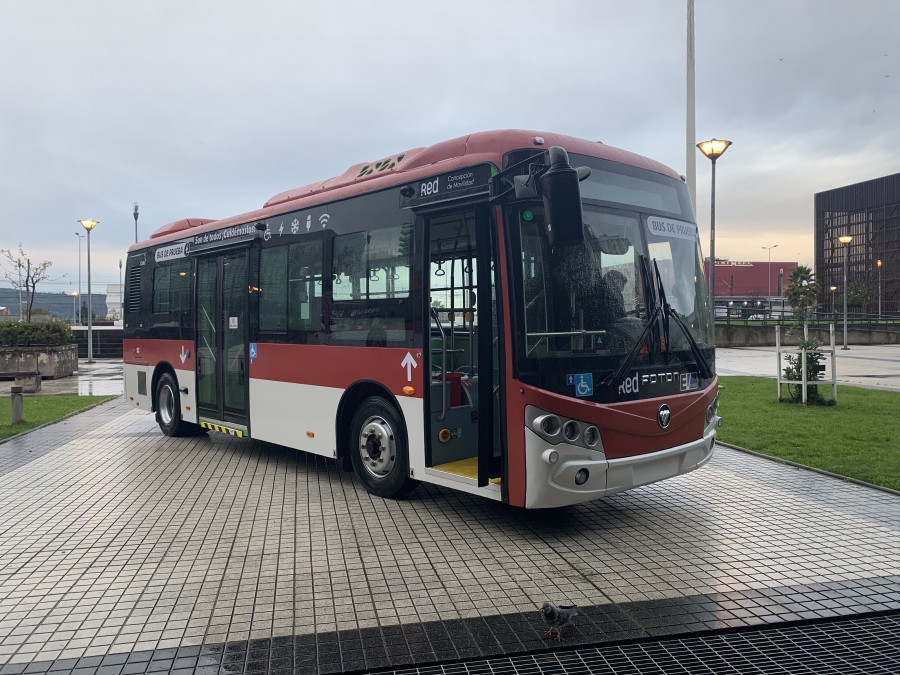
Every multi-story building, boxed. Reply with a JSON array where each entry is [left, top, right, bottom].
[[815, 173, 900, 316]]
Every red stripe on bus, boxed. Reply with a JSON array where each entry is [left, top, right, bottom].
[[249, 343, 424, 397]]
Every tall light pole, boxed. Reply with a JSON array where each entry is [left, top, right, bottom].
[[78, 220, 99, 362], [686, 0, 696, 210], [71, 291, 78, 325], [762, 244, 778, 306], [118, 259, 123, 320], [839, 235, 853, 350], [877, 259, 883, 319], [74, 232, 84, 325], [697, 138, 732, 320], [830, 285, 837, 319], [16, 252, 22, 318], [133, 202, 140, 243]]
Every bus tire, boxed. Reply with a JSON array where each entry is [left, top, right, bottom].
[[349, 396, 418, 498], [155, 372, 194, 437]]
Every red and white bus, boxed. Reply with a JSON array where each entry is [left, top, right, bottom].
[[124, 130, 720, 508]]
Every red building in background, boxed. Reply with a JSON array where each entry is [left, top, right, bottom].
[[702, 259, 799, 299]]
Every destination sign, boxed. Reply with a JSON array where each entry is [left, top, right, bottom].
[[400, 164, 493, 207], [188, 222, 259, 253], [154, 242, 188, 263]]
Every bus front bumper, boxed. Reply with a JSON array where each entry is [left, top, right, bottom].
[[523, 421, 719, 509]]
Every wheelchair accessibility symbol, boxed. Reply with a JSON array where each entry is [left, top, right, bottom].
[[567, 373, 593, 398]]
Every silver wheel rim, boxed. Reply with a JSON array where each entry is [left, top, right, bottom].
[[159, 384, 175, 426], [358, 415, 397, 480]]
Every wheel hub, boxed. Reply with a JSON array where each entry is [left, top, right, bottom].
[[358, 417, 396, 479]]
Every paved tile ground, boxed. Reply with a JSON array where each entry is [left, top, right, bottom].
[[0, 397, 898, 673]]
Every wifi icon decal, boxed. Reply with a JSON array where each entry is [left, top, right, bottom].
[[319, 214, 331, 228]]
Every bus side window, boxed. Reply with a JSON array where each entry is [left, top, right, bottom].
[[330, 225, 413, 346], [288, 239, 323, 340], [259, 246, 288, 334]]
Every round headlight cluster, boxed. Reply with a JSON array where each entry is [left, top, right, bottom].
[[563, 420, 580, 442], [583, 426, 600, 447], [535, 414, 561, 437]]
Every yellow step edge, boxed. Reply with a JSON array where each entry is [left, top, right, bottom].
[[431, 457, 501, 484]]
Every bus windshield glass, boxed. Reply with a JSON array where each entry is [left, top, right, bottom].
[[516, 160, 713, 381]]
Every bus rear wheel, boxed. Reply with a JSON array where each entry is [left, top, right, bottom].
[[349, 396, 418, 498], [155, 372, 197, 437]]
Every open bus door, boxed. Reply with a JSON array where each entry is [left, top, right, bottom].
[[424, 205, 503, 491], [195, 250, 250, 436]]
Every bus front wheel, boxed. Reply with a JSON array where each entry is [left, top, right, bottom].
[[155, 372, 195, 437], [349, 396, 418, 498]]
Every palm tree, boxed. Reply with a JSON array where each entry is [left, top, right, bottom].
[[783, 265, 820, 321]]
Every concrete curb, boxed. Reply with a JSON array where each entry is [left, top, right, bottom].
[[717, 441, 900, 498], [0, 395, 121, 446]]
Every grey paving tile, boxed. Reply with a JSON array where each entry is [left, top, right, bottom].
[[0, 401, 897, 670]]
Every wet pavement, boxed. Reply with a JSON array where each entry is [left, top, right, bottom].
[[0, 353, 896, 673], [717, 344, 900, 391], [0, 360, 124, 398]]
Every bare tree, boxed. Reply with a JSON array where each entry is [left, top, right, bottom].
[[1, 246, 63, 322]]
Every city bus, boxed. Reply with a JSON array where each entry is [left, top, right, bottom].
[[123, 129, 720, 509]]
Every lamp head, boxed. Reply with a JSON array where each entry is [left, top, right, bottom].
[[838, 235, 853, 244], [697, 138, 732, 160], [877, 259, 883, 268], [830, 285, 837, 291], [78, 219, 99, 232]]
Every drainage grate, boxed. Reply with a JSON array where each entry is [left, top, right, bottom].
[[378, 612, 900, 675]]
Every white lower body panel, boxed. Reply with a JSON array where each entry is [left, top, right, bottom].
[[524, 420, 719, 509]]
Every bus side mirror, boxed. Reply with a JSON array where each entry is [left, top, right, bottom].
[[539, 147, 590, 246]]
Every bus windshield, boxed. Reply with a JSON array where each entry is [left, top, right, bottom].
[[515, 163, 713, 391]]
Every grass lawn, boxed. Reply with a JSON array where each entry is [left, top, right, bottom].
[[0, 395, 116, 442], [717, 376, 900, 492]]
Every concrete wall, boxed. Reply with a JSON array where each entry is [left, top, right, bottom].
[[716, 323, 900, 347], [0, 344, 78, 379]]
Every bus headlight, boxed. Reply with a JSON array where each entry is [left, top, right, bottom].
[[563, 420, 580, 442], [575, 468, 590, 485], [583, 426, 600, 448], [534, 414, 561, 438]]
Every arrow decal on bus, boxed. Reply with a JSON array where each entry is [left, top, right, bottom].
[[401, 352, 417, 381], [179, 345, 190, 364]]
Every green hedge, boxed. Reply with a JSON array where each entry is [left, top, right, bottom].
[[0, 321, 75, 347]]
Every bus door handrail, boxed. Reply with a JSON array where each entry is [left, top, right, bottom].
[[432, 305, 477, 421], [431, 307, 449, 421]]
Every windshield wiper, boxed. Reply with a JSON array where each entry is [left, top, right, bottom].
[[600, 304, 660, 389], [602, 257, 713, 389], [652, 258, 713, 380], [653, 259, 672, 367], [601, 256, 660, 389]]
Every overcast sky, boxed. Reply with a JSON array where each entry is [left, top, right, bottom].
[[1, 0, 897, 295]]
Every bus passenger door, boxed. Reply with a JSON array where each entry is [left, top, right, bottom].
[[196, 251, 249, 433], [425, 205, 501, 489]]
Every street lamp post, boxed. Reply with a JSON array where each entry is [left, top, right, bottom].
[[697, 138, 732, 321], [762, 243, 778, 310], [78, 220, 99, 363], [133, 202, 140, 244], [74, 232, 84, 325], [71, 291, 78, 325], [839, 235, 853, 350], [830, 285, 837, 319], [877, 259, 883, 319]]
